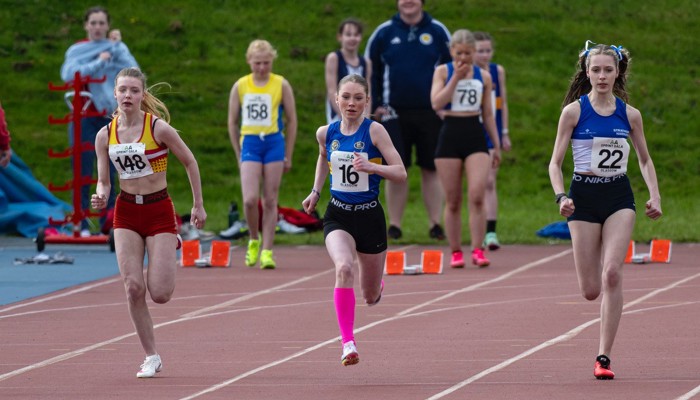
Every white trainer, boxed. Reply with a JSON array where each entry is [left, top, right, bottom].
[[136, 354, 162, 378], [341, 341, 359, 366], [277, 218, 306, 234]]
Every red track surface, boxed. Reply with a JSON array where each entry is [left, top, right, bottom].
[[1, 243, 699, 399]]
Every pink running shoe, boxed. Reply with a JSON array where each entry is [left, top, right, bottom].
[[471, 248, 490, 267], [450, 251, 465, 268]]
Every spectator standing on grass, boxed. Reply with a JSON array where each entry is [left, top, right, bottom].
[[365, 0, 451, 241], [228, 39, 297, 269], [92, 67, 206, 378], [548, 41, 662, 380], [60, 6, 138, 237], [430, 29, 500, 268], [474, 31, 511, 250], [325, 17, 372, 124], [302, 74, 406, 366]]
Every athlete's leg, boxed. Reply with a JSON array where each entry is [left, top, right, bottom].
[[435, 158, 464, 252], [598, 209, 635, 356], [357, 251, 384, 305], [326, 230, 357, 344], [240, 161, 263, 240], [115, 228, 156, 355], [464, 152, 491, 249], [261, 161, 284, 250], [385, 179, 408, 230], [145, 232, 178, 304], [421, 168, 444, 228], [485, 150, 499, 223]]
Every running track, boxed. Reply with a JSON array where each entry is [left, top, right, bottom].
[[1, 243, 699, 399]]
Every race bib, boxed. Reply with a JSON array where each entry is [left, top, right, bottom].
[[330, 151, 368, 192], [109, 142, 154, 180], [590, 137, 630, 177], [242, 93, 272, 127], [450, 79, 483, 112]]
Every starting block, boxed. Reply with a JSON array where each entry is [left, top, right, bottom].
[[624, 240, 635, 263], [421, 250, 444, 274], [181, 240, 201, 267], [650, 239, 672, 263], [626, 239, 672, 264], [384, 250, 405, 275], [384, 250, 443, 275], [181, 240, 230, 267]]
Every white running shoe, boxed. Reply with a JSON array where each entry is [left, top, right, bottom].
[[80, 229, 91, 238], [136, 354, 162, 378], [219, 220, 247, 239], [277, 218, 306, 234], [341, 341, 359, 366]]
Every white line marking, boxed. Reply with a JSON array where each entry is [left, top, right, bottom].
[[398, 249, 573, 316], [0, 278, 121, 314], [0, 302, 123, 320], [0, 270, 332, 382], [426, 271, 700, 399], [181, 269, 332, 318], [178, 249, 573, 399], [675, 386, 700, 400]]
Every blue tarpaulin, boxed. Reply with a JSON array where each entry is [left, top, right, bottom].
[[0, 153, 71, 237], [536, 221, 571, 240]]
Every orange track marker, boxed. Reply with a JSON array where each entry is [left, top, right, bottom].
[[384, 251, 406, 275], [421, 250, 443, 274]]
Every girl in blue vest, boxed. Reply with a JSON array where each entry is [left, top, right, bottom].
[[324, 18, 372, 124], [549, 42, 662, 379], [430, 29, 501, 269], [474, 32, 510, 251], [302, 74, 406, 366]]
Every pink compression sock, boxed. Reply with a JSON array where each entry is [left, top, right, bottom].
[[333, 288, 355, 344]]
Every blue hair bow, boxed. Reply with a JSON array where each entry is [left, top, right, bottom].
[[610, 45, 624, 61]]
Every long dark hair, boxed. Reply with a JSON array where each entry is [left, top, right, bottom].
[[562, 41, 631, 108]]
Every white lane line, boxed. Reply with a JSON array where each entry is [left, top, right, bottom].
[[398, 249, 573, 316], [675, 386, 700, 400], [0, 331, 137, 382], [426, 271, 700, 399], [0, 269, 332, 382], [178, 249, 574, 399], [0, 302, 123, 320], [0, 278, 121, 314], [181, 269, 332, 318]]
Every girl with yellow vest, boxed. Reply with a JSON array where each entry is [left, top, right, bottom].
[[228, 39, 298, 269]]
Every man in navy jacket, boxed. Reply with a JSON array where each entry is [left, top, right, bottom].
[[365, 0, 451, 240]]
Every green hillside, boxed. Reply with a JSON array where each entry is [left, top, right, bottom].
[[1, 0, 698, 243]]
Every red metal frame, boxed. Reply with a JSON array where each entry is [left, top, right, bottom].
[[44, 72, 110, 245]]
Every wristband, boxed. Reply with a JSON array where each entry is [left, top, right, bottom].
[[311, 189, 321, 198], [555, 193, 568, 204], [502, 128, 509, 135]]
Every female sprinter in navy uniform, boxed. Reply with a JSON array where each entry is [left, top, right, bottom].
[[91, 67, 206, 378], [430, 29, 501, 269], [302, 74, 406, 366], [549, 42, 662, 379]]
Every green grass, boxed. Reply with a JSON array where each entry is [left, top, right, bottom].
[[1, 0, 698, 244]]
